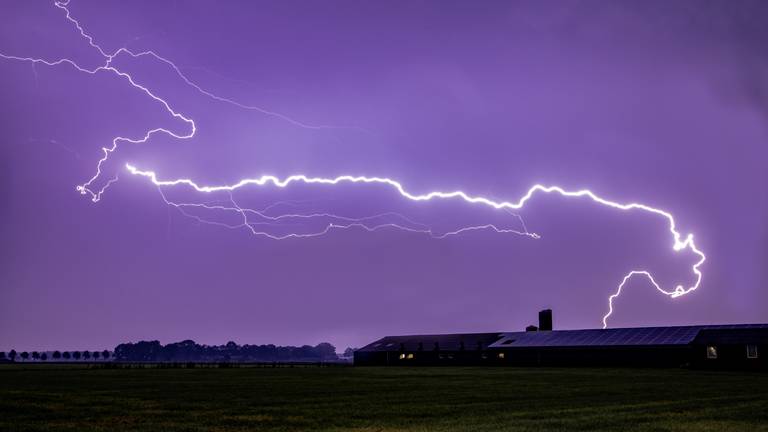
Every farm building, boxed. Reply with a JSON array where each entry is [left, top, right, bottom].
[[354, 310, 768, 370]]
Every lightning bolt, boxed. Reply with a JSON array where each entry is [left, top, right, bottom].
[[125, 163, 707, 329], [0, 0, 707, 328]]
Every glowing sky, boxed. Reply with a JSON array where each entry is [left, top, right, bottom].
[[1, 1, 766, 352]]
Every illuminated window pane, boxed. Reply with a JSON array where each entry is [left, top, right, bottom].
[[747, 345, 758, 359], [498, 352, 505, 359], [399, 353, 406, 360], [706, 346, 718, 359], [407, 353, 414, 359]]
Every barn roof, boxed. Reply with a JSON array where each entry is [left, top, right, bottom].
[[358, 332, 504, 352], [358, 324, 768, 352], [487, 324, 768, 348], [693, 327, 768, 345]]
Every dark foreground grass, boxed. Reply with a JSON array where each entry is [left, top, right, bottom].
[[1, 365, 766, 431]]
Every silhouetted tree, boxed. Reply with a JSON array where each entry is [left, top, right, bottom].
[[72, 351, 81, 360], [9, 350, 17, 361], [83, 351, 91, 360], [102, 350, 110, 359], [40, 353, 47, 361], [32, 352, 40, 360], [92, 351, 100, 359], [53, 351, 61, 359], [62, 351, 71, 360], [343, 347, 358, 358], [21, 352, 29, 360], [114, 341, 162, 361], [0, 352, 5, 360], [161, 340, 200, 361], [314, 343, 338, 360]]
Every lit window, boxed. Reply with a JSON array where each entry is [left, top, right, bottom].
[[747, 345, 758, 359], [498, 352, 505, 359], [399, 353, 406, 360], [706, 346, 718, 359], [407, 353, 414, 359]]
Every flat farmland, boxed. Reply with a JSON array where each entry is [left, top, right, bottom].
[[1, 365, 766, 431]]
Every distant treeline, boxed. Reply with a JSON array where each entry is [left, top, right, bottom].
[[113, 340, 342, 362], [0, 350, 111, 362]]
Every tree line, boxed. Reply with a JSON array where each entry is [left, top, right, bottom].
[[113, 340, 341, 362], [1, 342, 356, 363], [0, 350, 111, 361]]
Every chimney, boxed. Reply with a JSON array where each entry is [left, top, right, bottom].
[[538, 309, 553, 331]]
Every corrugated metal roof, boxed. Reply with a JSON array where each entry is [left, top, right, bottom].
[[693, 328, 768, 345], [489, 324, 768, 348]]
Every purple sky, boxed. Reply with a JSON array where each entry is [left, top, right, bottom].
[[1, 0, 767, 352]]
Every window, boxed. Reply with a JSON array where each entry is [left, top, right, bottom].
[[497, 352, 505, 359], [407, 353, 414, 359], [747, 345, 758, 359], [399, 353, 406, 360], [706, 346, 718, 359]]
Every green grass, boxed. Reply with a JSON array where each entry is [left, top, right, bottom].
[[1, 365, 766, 431]]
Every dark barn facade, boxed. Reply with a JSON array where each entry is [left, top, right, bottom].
[[355, 316, 768, 370]]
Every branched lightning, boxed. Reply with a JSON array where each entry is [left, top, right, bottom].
[[0, 0, 707, 328], [157, 185, 536, 240], [127, 163, 707, 328]]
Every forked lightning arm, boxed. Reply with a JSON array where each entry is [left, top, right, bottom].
[[0, 0, 706, 328]]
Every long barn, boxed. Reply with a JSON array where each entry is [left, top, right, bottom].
[[354, 311, 768, 370]]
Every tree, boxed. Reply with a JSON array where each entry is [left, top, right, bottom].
[[62, 351, 71, 360], [314, 343, 338, 360], [72, 351, 81, 360], [92, 351, 100, 359], [83, 351, 91, 360], [0, 352, 5, 360], [343, 347, 358, 358], [114, 341, 162, 361], [102, 350, 110, 359], [21, 352, 29, 360], [162, 340, 200, 361], [9, 350, 17, 361], [32, 352, 40, 360], [53, 351, 61, 360], [40, 353, 48, 361]]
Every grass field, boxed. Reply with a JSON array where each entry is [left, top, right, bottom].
[[1, 365, 767, 431]]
